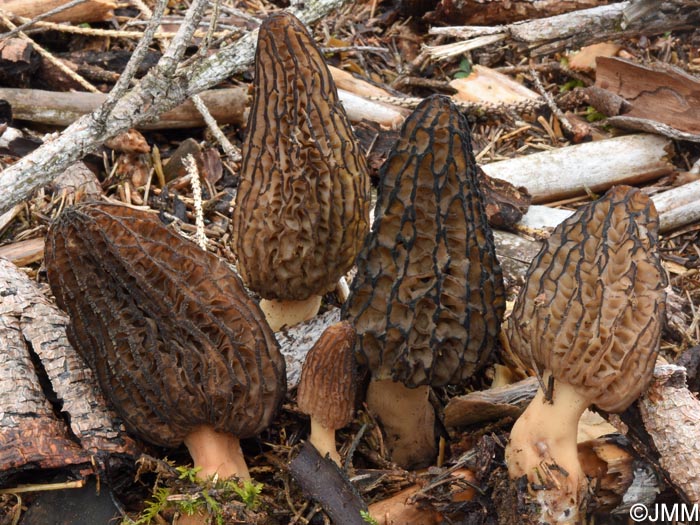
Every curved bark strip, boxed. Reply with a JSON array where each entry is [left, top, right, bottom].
[[0, 258, 139, 481]]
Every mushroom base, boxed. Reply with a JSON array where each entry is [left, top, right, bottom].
[[366, 379, 436, 469], [260, 295, 323, 332], [505, 376, 589, 525], [308, 418, 342, 466], [184, 425, 251, 481]]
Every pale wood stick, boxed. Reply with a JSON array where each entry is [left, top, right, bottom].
[[0, 87, 248, 129], [0, 85, 403, 129], [481, 134, 673, 204], [650, 179, 700, 233], [517, 179, 700, 234], [0, 237, 44, 266], [0, 0, 114, 24]]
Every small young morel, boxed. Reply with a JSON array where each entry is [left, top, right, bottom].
[[343, 95, 505, 469], [296, 320, 357, 467], [505, 185, 667, 524], [45, 202, 286, 481], [232, 11, 370, 331]]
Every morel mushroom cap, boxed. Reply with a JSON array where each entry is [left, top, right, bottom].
[[342, 95, 505, 468], [296, 320, 357, 466], [343, 94, 505, 387], [509, 185, 666, 412], [505, 185, 667, 524], [232, 11, 370, 330], [45, 202, 286, 479]]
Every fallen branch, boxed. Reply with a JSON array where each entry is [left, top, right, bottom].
[[0, 86, 249, 129], [425, 0, 612, 26], [481, 134, 673, 204], [288, 441, 369, 525], [427, 0, 700, 57], [0, 0, 350, 215], [517, 179, 700, 234]]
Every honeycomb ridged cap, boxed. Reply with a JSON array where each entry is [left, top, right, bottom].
[[343, 95, 505, 388], [297, 321, 357, 429], [45, 202, 286, 447], [508, 185, 667, 412], [232, 11, 370, 301]]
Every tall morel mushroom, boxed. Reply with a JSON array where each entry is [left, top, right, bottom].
[[505, 185, 667, 524], [343, 95, 505, 469], [45, 202, 286, 481], [232, 11, 370, 331]]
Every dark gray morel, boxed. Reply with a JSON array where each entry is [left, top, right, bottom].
[[505, 186, 667, 524], [343, 95, 506, 469], [232, 11, 370, 331], [45, 202, 286, 481]]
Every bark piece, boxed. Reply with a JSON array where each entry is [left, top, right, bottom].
[[368, 484, 441, 525], [639, 364, 700, 503], [481, 134, 673, 204], [0, 38, 36, 87], [594, 57, 700, 135], [288, 441, 368, 525], [444, 376, 539, 428], [0, 0, 115, 23], [567, 42, 621, 72], [449, 65, 540, 107], [479, 167, 531, 228], [0, 258, 139, 482], [425, 0, 612, 25]]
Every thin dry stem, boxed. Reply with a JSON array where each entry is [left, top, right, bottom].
[[0, 12, 98, 93]]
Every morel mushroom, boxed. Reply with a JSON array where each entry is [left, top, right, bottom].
[[296, 320, 357, 466], [343, 95, 505, 469], [45, 202, 286, 481], [232, 12, 370, 331], [505, 185, 667, 524]]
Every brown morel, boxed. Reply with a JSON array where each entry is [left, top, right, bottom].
[[343, 95, 505, 469], [232, 11, 370, 331], [505, 185, 667, 524], [45, 202, 286, 482]]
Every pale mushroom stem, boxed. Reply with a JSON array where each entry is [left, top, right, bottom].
[[366, 378, 437, 469], [505, 374, 590, 524], [259, 295, 323, 332], [184, 425, 251, 481], [308, 418, 342, 466]]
